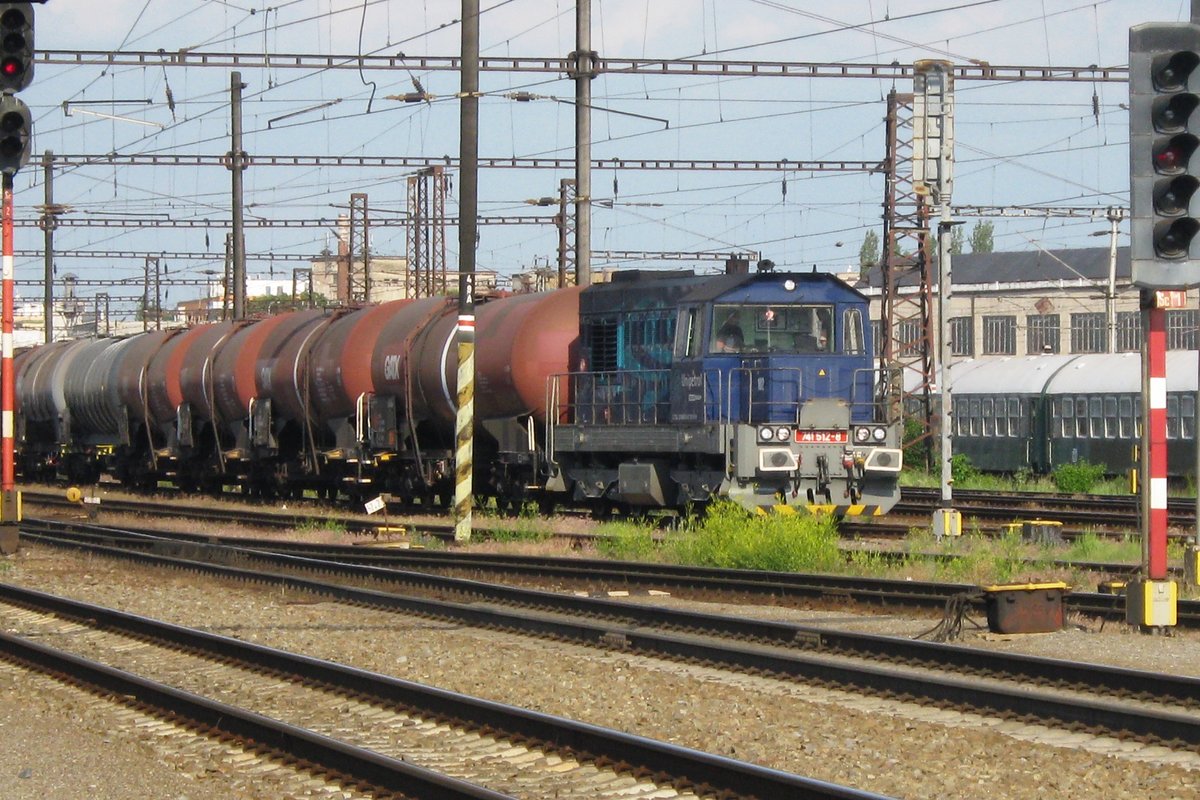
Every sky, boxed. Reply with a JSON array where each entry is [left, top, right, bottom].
[[11, 0, 1195, 316]]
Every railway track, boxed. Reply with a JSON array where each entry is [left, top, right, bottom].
[[20, 518, 1200, 751], [895, 487, 1199, 531], [21, 487, 1160, 581], [22, 516, 1155, 619], [0, 583, 877, 799]]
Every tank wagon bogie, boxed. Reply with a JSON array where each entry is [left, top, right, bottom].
[[15, 269, 902, 516]]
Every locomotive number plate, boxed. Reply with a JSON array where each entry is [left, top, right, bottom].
[[795, 430, 847, 444]]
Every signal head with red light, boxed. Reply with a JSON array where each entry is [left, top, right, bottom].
[[0, 4, 31, 93], [1131, 23, 1200, 288]]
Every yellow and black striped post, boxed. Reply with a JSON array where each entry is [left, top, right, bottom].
[[454, 0, 479, 543], [453, 316, 475, 542]]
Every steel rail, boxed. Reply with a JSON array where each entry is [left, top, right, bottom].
[[22, 525, 1200, 739], [0, 629, 513, 800], [1, 583, 882, 800]]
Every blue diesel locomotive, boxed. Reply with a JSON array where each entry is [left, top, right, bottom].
[[547, 268, 903, 514]]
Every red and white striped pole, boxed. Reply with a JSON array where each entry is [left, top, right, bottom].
[[0, 172, 19, 554], [1129, 289, 1176, 629], [1145, 300, 1168, 581]]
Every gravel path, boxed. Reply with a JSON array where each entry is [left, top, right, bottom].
[[2, 543, 1199, 799]]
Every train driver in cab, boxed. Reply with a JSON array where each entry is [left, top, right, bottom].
[[714, 324, 744, 353]]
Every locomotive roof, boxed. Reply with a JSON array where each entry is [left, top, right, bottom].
[[943, 351, 1200, 395], [580, 270, 862, 314]]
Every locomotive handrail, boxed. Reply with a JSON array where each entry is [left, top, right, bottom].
[[724, 366, 803, 425]]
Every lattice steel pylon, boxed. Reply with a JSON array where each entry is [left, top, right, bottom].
[[555, 178, 576, 287], [347, 192, 370, 304], [406, 166, 449, 298], [880, 89, 934, 464]]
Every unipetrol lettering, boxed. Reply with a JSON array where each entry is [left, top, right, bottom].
[[680, 373, 703, 389]]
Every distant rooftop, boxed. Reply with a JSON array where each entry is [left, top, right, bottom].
[[858, 245, 1129, 290]]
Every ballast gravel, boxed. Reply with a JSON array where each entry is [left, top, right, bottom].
[[1, 543, 1199, 800]]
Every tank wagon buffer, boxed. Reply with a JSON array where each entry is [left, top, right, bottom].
[[547, 269, 903, 515]]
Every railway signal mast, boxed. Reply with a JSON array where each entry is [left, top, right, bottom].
[[0, 2, 32, 556], [1126, 19, 1200, 630], [913, 60, 961, 541]]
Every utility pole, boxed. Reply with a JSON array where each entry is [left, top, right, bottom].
[[572, 0, 594, 286], [228, 71, 247, 320], [454, 0, 479, 543], [40, 149, 52, 342]]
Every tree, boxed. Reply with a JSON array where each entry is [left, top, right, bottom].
[[858, 229, 880, 269], [969, 221, 994, 253], [949, 225, 965, 255], [245, 291, 330, 316]]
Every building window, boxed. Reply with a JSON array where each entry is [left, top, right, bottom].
[[896, 318, 923, 357], [1116, 311, 1141, 352], [1026, 314, 1060, 354], [949, 316, 973, 357], [1167, 309, 1199, 350], [1070, 312, 1105, 353], [982, 315, 1016, 355]]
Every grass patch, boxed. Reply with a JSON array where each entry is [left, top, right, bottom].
[[295, 517, 347, 534], [668, 501, 841, 572], [900, 468, 1136, 496], [595, 520, 662, 561]]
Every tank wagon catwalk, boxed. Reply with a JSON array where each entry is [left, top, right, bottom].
[[15, 269, 902, 516]]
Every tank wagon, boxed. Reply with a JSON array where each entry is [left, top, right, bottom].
[[943, 351, 1198, 478], [15, 268, 902, 515]]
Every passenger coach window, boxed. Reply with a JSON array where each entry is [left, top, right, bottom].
[[968, 399, 980, 436], [1119, 396, 1134, 438], [1059, 398, 1072, 437], [1168, 396, 1181, 440], [1075, 398, 1088, 438], [954, 398, 969, 436], [982, 398, 994, 437], [1104, 397, 1118, 439], [1009, 398, 1022, 437], [1089, 397, 1103, 439], [1184, 395, 1196, 440]]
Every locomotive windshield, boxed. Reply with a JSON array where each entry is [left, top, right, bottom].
[[710, 304, 833, 354]]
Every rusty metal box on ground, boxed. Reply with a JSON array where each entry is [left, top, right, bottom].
[[1021, 519, 1063, 545], [981, 582, 1070, 634]]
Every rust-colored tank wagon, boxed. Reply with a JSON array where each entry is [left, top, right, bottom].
[[211, 311, 323, 428], [307, 300, 412, 426], [260, 311, 343, 426], [470, 286, 583, 422], [112, 330, 182, 421], [176, 321, 239, 424], [364, 290, 582, 430]]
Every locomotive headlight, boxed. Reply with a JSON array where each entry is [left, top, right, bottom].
[[775, 426, 791, 442], [872, 427, 887, 442], [854, 427, 871, 443], [759, 426, 776, 442]]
